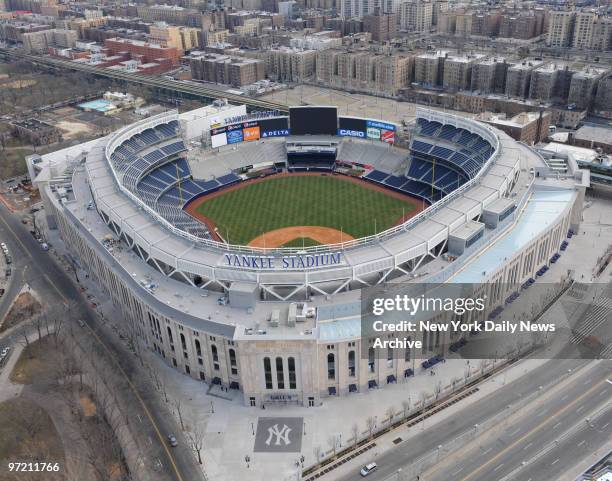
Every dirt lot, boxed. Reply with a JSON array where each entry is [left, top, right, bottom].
[[0, 291, 42, 334], [0, 398, 65, 480]]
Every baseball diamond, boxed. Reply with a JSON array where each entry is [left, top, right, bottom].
[[32, 104, 584, 410], [185, 174, 421, 246]]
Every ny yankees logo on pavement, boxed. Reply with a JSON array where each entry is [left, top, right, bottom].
[[254, 417, 303, 452], [265, 424, 292, 446]]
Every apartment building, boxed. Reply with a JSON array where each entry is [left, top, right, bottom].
[[136, 4, 201, 27], [528, 63, 576, 104], [265, 47, 316, 82], [573, 11, 596, 49], [547, 10, 575, 47], [189, 52, 265, 87], [363, 10, 397, 41], [470, 57, 509, 94], [414, 50, 447, 87], [399, 0, 433, 32], [591, 16, 612, 51], [316, 49, 412, 96], [505, 59, 543, 99], [104, 37, 182, 66], [568, 67, 608, 110], [442, 53, 485, 91], [22, 28, 76, 53]]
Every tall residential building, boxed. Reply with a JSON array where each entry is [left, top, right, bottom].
[[189, 52, 265, 87], [546, 11, 575, 48], [316, 49, 412, 96], [136, 4, 201, 27], [470, 57, 509, 94], [399, 0, 433, 32], [591, 16, 612, 51], [572, 11, 596, 49], [149, 22, 183, 50], [414, 50, 447, 87], [528, 63, 576, 103], [505, 59, 542, 99], [568, 67, 608, 110], [363, 10, 397, 41], [339, 0, 375, 20], [442, 53, 484, 91], [594, 75, 612, 117], [265, 47, 316, 82]]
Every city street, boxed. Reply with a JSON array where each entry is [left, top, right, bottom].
[[0, 203, 206, 481], [332, 358, 602, 481]]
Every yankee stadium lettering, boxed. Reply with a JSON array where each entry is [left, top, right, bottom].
[[224, 252, 342, 270]]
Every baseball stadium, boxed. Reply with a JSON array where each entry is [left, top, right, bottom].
[[31, 102, 587, 407]]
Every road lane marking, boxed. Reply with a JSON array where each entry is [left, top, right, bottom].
[[606, 379, 612, 385], [481, 448, 492, 456], [578, 440, 586, 447], [560, 394, 568, 401], [493, 463, 504, 472], [456, 378, 608, 481], [508, 427, 521, 437], [599, 390, 608, 396], [576, 405, 585, 413], [523, 442, 533, 451], [552, 422, 562, 429], [452, 466, 464, 475], [551, 459, 559, 465], [601, 422, 609, 430]]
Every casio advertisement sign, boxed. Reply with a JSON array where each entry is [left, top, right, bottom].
[[338, 128, 365, 138]]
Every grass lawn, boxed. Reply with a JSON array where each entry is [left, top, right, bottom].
[[194, 175, 417, 245], [282, 237, 321, 248], [0, 398, 64, 468]]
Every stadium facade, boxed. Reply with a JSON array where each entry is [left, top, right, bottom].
[[31, 103, 588, 407]]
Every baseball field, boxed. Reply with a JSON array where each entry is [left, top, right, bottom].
[[186, 174, 424, 247]]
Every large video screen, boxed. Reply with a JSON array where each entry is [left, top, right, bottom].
[[289, 107, 338, 136], [259, 117, 289, 138], [338, 117, 367, 138]]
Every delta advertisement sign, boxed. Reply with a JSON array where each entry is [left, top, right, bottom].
[[210, 117, 289, 147], [337, 117, 396, 144]]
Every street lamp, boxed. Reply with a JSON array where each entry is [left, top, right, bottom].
[[210, 400, 215, 413], [251, 422, 255, 435]]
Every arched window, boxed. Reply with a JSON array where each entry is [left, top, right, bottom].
[[211, 344, 218, 362], [276, 357, 285, 389], [288, 357, 296, 389], [327, 353, 335, 380], [180, 333, 186, 350], [229, 349, 236, 366], [263, 357, 272, 389], [195, 339, 202, 357], [166, 326, 173, 343], [348, 350, 356, 377]]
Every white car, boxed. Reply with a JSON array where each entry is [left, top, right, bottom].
[[360, 463, 377, 477]]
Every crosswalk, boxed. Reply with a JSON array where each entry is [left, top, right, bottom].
[[570, 296, 612, 344], [599, 343, 612, 359]]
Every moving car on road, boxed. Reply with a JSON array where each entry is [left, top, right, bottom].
[[360, 463, 377, 477]]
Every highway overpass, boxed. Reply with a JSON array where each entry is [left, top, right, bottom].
[[0, 48, 289, 112]]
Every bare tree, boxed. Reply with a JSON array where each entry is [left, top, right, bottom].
[[172, 397, 185, 431], [185, 415, 205, 465], [366, 416, 376, 439], [386, 406, 395, 425], [351, 423, 359, 446], [401, 399, 411, 419], [327, 435, 338, 457]]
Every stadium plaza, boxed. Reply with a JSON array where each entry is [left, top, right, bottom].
[[31, 102, 587, 409]]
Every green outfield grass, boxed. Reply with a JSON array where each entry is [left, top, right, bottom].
[[282, 237, 321, 248], [194, 175, 418, 245]]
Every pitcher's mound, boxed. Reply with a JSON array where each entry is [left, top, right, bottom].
[[248, 226, 354, 248]]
